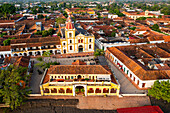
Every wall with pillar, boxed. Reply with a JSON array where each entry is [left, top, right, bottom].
[[40, 82, 119, 96], [41, 85, 74, 96], [0, 51, 12, 58]]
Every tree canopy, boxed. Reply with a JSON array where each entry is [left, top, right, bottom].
[[111, 32, 116, 37], [151, 24, 161, 32], [0, 4, 16, 19], [34, 28, 55, 37], [0, 65, 31, 110], [56, 17, 66, 27], [148, 80, 170, 103], [94, 49, 105, 57], [42, 50, 52, 57], [3, 37, 16, 46]]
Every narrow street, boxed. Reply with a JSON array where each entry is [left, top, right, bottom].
[[98, 56, 146, 94]]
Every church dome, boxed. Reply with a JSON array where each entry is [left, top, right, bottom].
[[66, 22, 74, 29]]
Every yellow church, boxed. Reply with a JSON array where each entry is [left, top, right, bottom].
[[40, 60, 120, 96], [59, 16, 95, 54]]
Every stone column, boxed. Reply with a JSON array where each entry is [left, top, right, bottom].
[[73, 85, 76, 96], [53, 50, 55, 55], [84, 85, 87, 96], [33, 52, 36, 57], [101, 88, 103, 94], [116, 86, 120, 96], [64, 88, 66, 95], [40, 85, 44, 95], [109, 88, 111, 95], [40, 51, 43, 56], [57, 88, 59, 95], [49, 88, 51, 95]]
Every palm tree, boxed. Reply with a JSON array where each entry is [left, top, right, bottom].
[[94, 49, 105, 58], [0, 65, 31, 110], [42, 50, 52, 57]]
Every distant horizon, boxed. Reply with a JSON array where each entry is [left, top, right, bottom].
[[0, 0, 169, 2]]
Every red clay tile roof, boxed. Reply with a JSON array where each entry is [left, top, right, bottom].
[[3, 34, 31, 39], [72, 60, 87, 65], [128, 38, 149, 43], [42, 65, 118, 85], [10, 36, 61, 49], [4, 56, 30, 68], [14, 56, 30, 67], [107, 44, 170, 80], [0, 46, 11, 51], [163, 36, 170, 42], [147, 36, 164, 41], [0, 20, 15, 23], [48, 65, 111, 74]]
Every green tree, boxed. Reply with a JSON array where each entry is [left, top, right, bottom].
[[56, 17, 66, 26], [129, 27, 136, 31], [0, 65, 31, 110], [38, 14, 44, 19], [136, 17, 146, 20], [48, 28, 55, 36], [151, 24, 161, 32], [94, 49, 105, 57], [0, 4, 16, 19], [42, 30, 49, 37], [37, 57, 43, 61], [42, 50, 52, 57], [3, 37, 16, 46], [34, 31, 42, 35], [57, 32, 61, 36], [111, 32, 116, 37], [63, 11, 68, 18], [148, 80, 170, 103]]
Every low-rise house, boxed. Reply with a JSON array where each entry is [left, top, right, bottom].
[[108, 14, 118, 19], [105, 43, 170, 89], [65, 8, 95, 15], [122, 10, 158, 20]]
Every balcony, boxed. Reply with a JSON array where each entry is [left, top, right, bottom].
[[49, 79, 112, 86]]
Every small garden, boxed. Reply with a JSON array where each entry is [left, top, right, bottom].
[[148, 80, 170, 113], [35, 57, 60, 75]]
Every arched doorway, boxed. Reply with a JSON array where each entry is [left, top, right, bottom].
[[0, 55, 4, 58], [50, 50, 53, 54], [75, 86, 84, 95], [29, 52, 32, 56], [23, 53, 27, 56], [77, 75, 81, 80], [63, 49, 66, 54], [37, 51, 41, 55], [78, 45, 83, 53], [14, 54, 18, 56]]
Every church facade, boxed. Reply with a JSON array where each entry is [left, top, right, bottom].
[[59, 17, 95, 54]]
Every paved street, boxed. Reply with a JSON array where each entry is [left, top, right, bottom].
[[28, 96, 151, 110], [42, 56, 95, 65], [30, 56, 95, 94], [29, 60, 43, 94], [98, 56, 146, 94]]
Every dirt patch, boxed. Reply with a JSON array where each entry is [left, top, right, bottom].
[[3, 99, 116, 113]]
